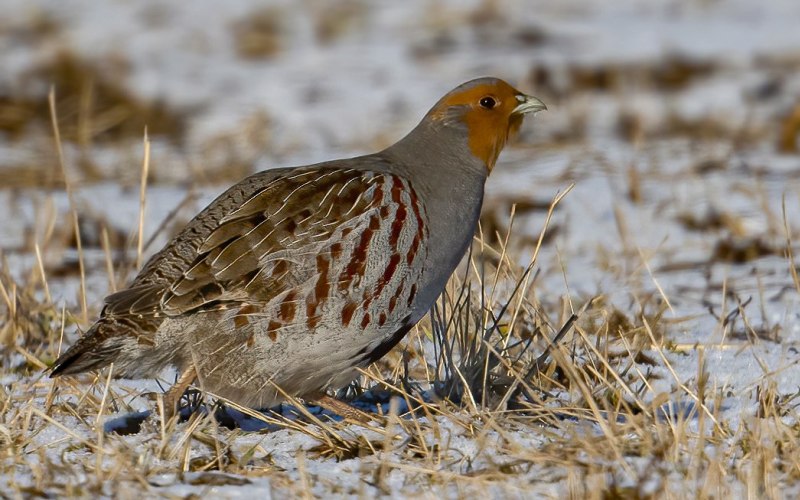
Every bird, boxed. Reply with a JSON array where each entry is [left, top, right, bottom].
[[49, 77, 546, 420]]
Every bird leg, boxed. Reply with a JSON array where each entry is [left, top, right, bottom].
[[162, 365, 197, 421], [314, 394, 374, 423]]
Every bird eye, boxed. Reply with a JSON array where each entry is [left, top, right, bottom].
[[479, 96, 497, 109]]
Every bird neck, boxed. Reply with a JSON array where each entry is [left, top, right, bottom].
[[380, 120, 488, 236], [379, 123, 488, 320], [382, 120, 490, 182]]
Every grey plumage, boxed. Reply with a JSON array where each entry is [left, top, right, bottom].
[[50, 77, 545, 410]]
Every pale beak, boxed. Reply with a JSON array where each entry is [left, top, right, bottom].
[[512, 94, 547, 115]]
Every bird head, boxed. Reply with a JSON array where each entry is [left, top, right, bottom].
[[425, 78, 546, 172]]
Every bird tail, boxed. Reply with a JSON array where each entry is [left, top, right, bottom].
[[49, 322, 120, 377]]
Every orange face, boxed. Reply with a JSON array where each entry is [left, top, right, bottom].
[[428, 79, 545, 171]]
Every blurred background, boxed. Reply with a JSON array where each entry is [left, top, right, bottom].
[[4, 3, 800, 494], [1, 0, 800, 332]]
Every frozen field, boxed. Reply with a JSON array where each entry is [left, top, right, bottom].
[[2, 0, 800, 497]]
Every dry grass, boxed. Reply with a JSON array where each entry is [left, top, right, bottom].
[[2, 6, 800, 497], [1, 164, 799, 498]]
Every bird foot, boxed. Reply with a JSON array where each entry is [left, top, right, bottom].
[[161, 366, 197, 421]]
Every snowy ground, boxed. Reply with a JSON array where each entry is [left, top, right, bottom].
[[2, 0, 800, 498]]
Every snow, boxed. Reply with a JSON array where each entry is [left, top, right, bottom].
[[2, 0, 800, 497]]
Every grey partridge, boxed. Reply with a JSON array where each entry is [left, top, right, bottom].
[[50, 77, 546, 415]]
